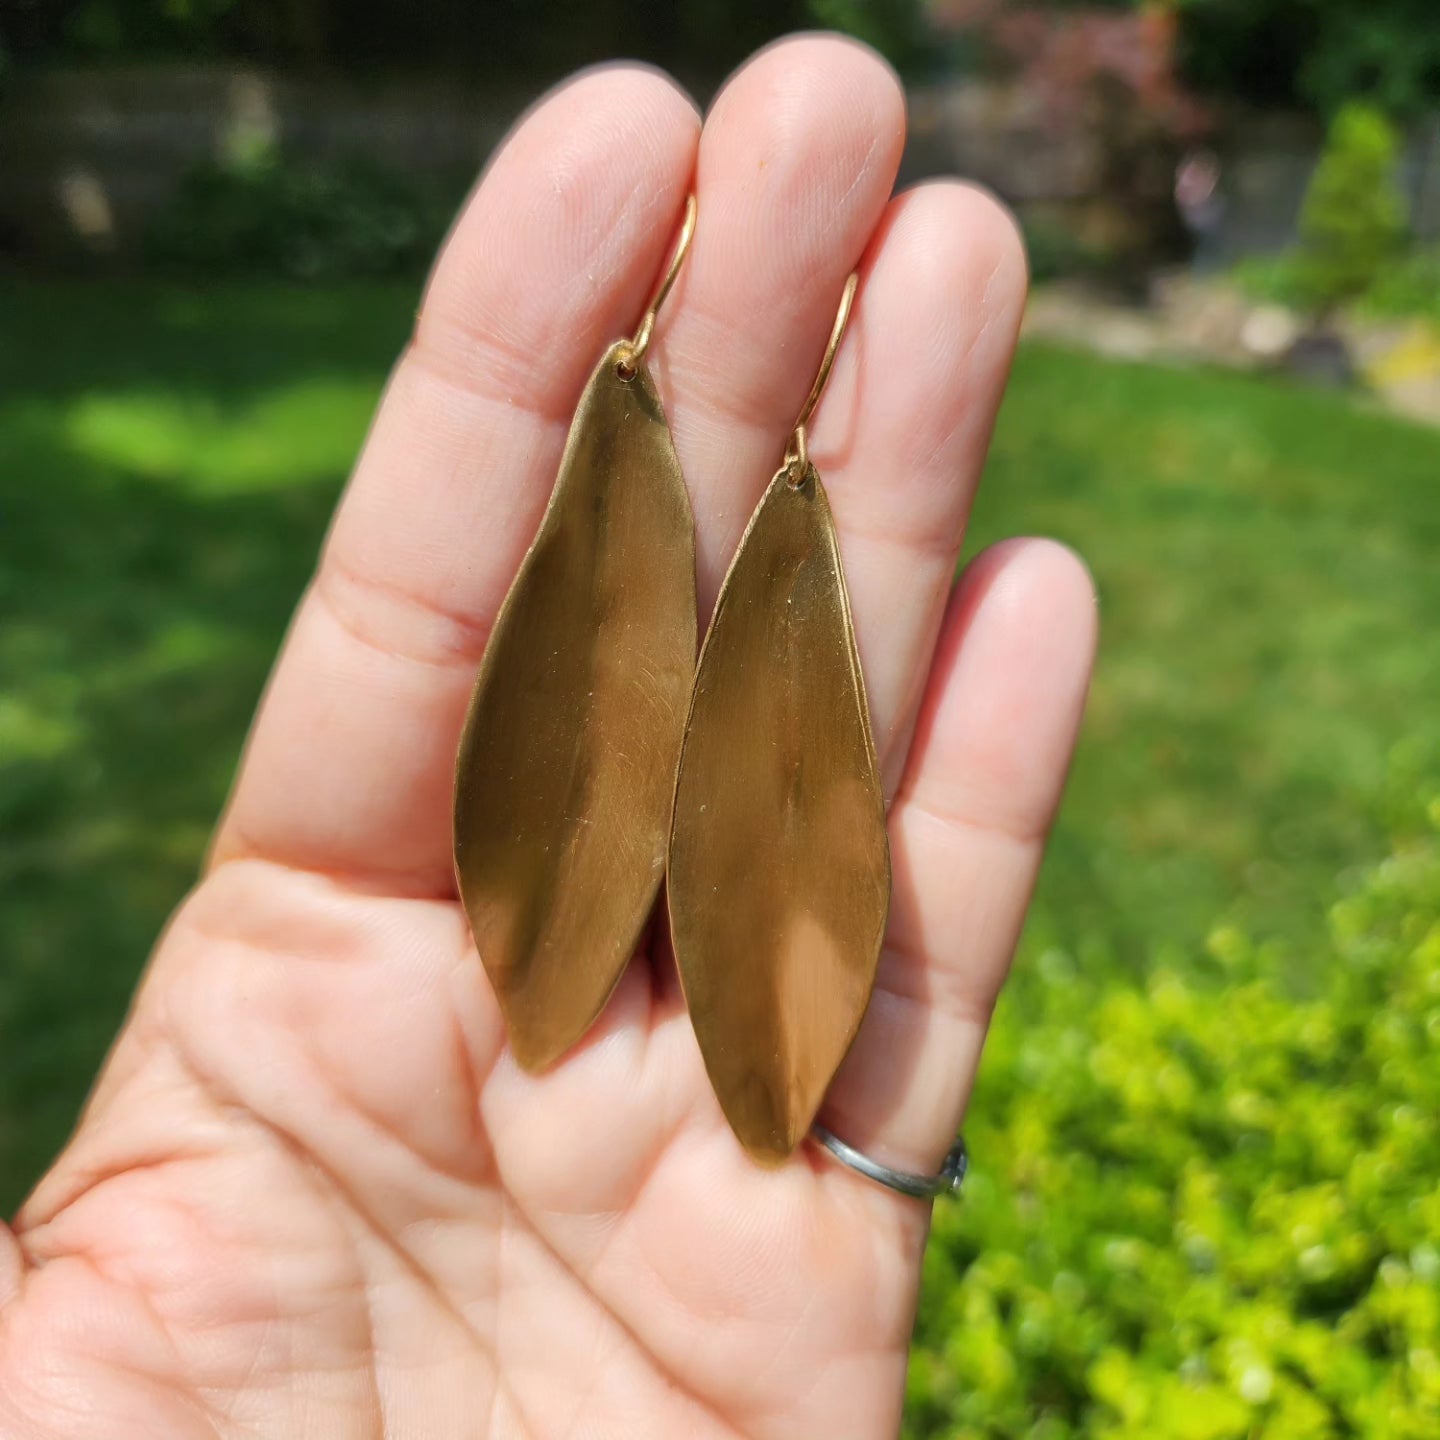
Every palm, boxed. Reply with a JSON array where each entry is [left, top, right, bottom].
[[0, 36, 1095, 1440]]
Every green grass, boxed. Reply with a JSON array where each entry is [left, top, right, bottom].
[[980, 342, 1440, 975], [2, 279, 1439, 1217]]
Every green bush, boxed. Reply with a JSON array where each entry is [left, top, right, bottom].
[[1022, 216, 1118, 286], [1176, 0, 1440, 120], [1234, 106, 1414, 325], [1363, 248, 1440, 327], [1235, 242, 1440, 330], [910, 811, 1440, 1437], [147, 146, 458, 281], [1231, 253, 1314, 313], [807, 0, 938, 74], [1293, 104, 1407, 319]]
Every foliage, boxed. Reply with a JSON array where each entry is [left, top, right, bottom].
[[942, 0, 1440, 120], [1231, 253, 1318, 313], [63, 0, 235, 53], [946, 7, 1202, 281], [1292, 105, 1407, 318], [14, 0, 1440, 116], [1164, 0, 1440, 119], [1232, 105, 1408, 322], [6, 0, 235, 60], [909, 800, 1440, 1437], [1235, 243, 1440, 329], [1021, 215, 1139, 285], [10, 0, 1440, 117], [807, 0, 938, 75], [145, 146, 457, 280], [1023, 216, 1096, 284], [5, 0, 846, 74], [1363, 248, 1440, 326]]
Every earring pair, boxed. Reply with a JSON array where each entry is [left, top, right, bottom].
[[453, 199, 889, 1165]]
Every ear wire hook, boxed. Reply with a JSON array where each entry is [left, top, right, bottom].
[[619, 194, 697, 377], [784, 271, 858, 483]]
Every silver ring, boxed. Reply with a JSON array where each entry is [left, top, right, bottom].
[[810, 1126, 968, 1201]]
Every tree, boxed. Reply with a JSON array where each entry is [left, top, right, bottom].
[[997, 0, 1440, 120], [1168, 0, 1440, 120], [808, 0, 937, 74], [1294, 102, 1406, 318]]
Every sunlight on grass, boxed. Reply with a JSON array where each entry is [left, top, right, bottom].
[[0, 692, 83, 763], [966, 342, 1440, 974], [64, 380, 380, 494]]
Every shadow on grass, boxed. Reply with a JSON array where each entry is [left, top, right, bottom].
[[0, 279, 413, 1208]]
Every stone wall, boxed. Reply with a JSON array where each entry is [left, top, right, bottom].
[[0, 67, 529, 257], [2, 65, 1437, 265]]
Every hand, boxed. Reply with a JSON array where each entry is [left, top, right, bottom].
[[0, 36, 1095, 1439]]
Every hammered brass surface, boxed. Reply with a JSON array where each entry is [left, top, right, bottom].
[[454, 342, 696, 1071], [668, 463, 890, 1164]]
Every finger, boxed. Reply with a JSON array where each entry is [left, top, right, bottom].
[[818, 538, 1098, 1176], [809, 180, 1030, 793], [211, 68, 699, 891], [656, 34, 906, 610]]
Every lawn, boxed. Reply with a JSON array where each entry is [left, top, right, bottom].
[[3, 280, 1439, 1432]]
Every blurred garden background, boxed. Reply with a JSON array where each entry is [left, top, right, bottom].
[[3, 2, 1440, 1436]]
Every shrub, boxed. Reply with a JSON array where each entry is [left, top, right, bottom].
[[1363, 248, 1440, 327], [1022, 215, 1119, 286], [146, 145, 458, 281], [1231, 253, 1314, 313], [909, 811, 1440, 1437], [806, 0, 938, 74], [1293, 104, 1406, 319]]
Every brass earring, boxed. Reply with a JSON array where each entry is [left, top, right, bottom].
[[454, 197, 698, 1072], [668, 274, 890, 1164]]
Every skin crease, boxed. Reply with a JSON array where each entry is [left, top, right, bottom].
[[0, 35, 1097, 1440]]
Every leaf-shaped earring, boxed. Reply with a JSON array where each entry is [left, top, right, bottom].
[[668, 274, 890, 1164], [454, 197, 698, 1072]]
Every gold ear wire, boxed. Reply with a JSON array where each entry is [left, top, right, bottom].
[[784, 271, 858, 480], [619, 194, 697, 376]]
